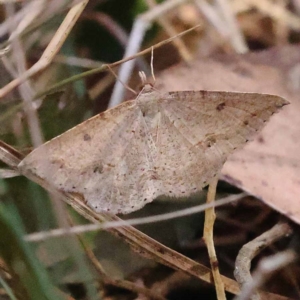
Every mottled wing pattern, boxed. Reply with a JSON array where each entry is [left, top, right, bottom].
[[153, 90, 288, 198], [19, 100, 160, 214], [18, 86, 288, 214]]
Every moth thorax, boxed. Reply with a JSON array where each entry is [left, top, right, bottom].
[[138, 98, 160, 119]]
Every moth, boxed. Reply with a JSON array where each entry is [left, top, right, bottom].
[[18, 84, 289, 214]]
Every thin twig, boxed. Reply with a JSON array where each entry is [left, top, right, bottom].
[[54, 55, 104, 69], [25, 193, 245, 242], [235, 249, 297, 300], [107, 65, 137, 95], [35, 23, 202, 100], [0, 0, 43, 39], [108, 0, 189, 108], [83, 11, 148, 72], [234, 221, 293, 300], [5, 2, 44, 147], [75, 223, 167, 300], [0, 140, 24, 168], [215, 0, 248, 53], [203, 176, 226, 300]]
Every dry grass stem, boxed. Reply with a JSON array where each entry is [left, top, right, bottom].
[[215, 0, 248, 53], [203, 176, 226, 300], [145, 0, 193, 61], [0, 0, 89, 99], [36, 23, 202, 100], [76, 228, 167, 300], [242, 0, 300, 30], [5, 3, 44, 147], [108, 0, 189, 108], [24, 193, 245, 242]]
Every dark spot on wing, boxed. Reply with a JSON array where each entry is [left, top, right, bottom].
[[243, 120, 249, 126], [83, 133, 91, 141], [206, 141, 212, 148], [51, 159, 64, 169], [216, 102, 226, 111], [151, 174, 158, 180], [93, 164, 104, 173], [205, 136, 216, 148], [257, 136, 265, 143]]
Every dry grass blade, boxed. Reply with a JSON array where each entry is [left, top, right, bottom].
[[243, 0, 300, 30], [145, 0, 193, 61], [75, 223, 167, 300], [0, 0, 89, 99], [34, 23, 202, 100], [24, 193, 245, 242], [109, 0, 190, 108]]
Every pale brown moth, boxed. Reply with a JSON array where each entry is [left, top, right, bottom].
[[18, 84, 289, 214]]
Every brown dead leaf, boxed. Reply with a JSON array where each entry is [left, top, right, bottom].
[[157, 44, 300, 224]]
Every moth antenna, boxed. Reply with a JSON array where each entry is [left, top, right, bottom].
[[107, 65, 137, 96], [151, 46, 156, 83], [139, 71, 147, 85]]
